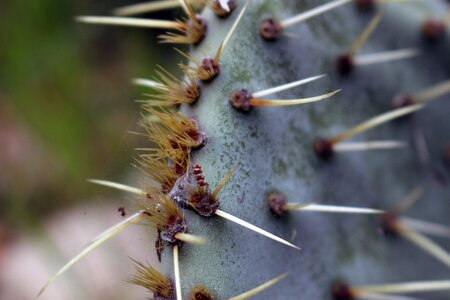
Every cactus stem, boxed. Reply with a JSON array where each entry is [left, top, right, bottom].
[[75, 16, 182, 29], [214, 209, 300, 250], [352, 48, 420, 66], [280, 0, 353, 28], [87, 179, 147, 195], [349, 11, 383, 55], [332, 140, 407, 152], [401, 217, 450, 239], [283, 203, 384, 214], [38, 211, 144, 296], [252, 75, 327, 98], [174, 245, 183, 300], [174, 233, 207, 245], [228, 272, 289, 300], [396, 224, 450, 268], [352, 280, 450, 296]]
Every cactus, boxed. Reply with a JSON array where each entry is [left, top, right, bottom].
[[40, 0, 450, 299]]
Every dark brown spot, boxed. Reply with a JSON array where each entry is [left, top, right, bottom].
[[332, 281, 355, 300], [211, 0, 237, 18], [259, 18, 282, 41], [313, 138, 334, 160], [354, 0, 376, 11], [381, 211, 400, 236], [267, 193, 287, 217], [187, 16, 208, 45], [162, 178, 177, 194], [189, 285, 216, 300], [174, 159, 189, 176], [161, 215, 187, 245], [155, 285, 174, 300], [392, 95, 415, 109], [422, 20, 445, 42], [336, 54, 354, 75], [198, 58, 220, 82], [186, 119, 207, 148], [155, 231, 164, 262], [189, 191, 220, 217], [117, 207, 126, 217], [229, 89, 253, 112]]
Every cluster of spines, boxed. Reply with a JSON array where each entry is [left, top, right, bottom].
[[39, 0, 450, 299]]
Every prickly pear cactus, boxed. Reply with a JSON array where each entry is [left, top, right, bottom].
[[42, 0, 450, 299], [171, 1, 450, 299]]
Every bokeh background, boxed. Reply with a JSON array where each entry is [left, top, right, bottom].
[[0, 1, 182, 298]]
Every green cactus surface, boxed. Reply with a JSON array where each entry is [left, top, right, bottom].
[[41, 0, 450, 299]]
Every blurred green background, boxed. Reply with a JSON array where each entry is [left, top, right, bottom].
[[0, 0, 182, 224], [0, 1, 181, 298]]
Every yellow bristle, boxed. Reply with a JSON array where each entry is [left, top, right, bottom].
[[127, 259, 173, 298]]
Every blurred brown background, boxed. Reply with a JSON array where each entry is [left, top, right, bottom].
[[0, 1, 180, 298]]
